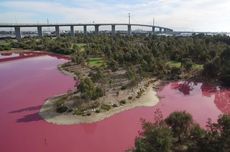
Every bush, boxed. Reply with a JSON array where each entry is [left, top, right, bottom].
[[56, 105, 68, 113], [91, 87, 104, 100], [168, 66, 181, 80], [95, 109, 100, 113], [73, 109, 84, 115], [101, 104, 111, 111], [79, 78, 104, 100], [86, 112, 91, 116], [55, 99, 65, 107], [89, 68, 104, 82], [112, 104, 118, 107], [181, 58, 193, 71], [136, 89, 144, 98], [203, 58, 220, 77], [108, 59, 119, 72], [0, 44, 11, 51], [121, 85, 127, 90], [120, 100, 126, 105]]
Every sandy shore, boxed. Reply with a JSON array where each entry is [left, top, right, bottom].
[[40, 58, 160, 125], [39, 84, 160, 125]]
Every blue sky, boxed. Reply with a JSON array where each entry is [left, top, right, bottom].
[[0, 0, 230, 32]]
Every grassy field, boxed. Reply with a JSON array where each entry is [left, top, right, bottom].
[[87, 57, 106, 68], [167, 60, 203, 70], [167, 61, 181, 68], [192, 64, 203, 70]]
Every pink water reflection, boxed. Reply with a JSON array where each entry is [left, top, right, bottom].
[[0, 55, 229, 152], [0, 55, 143, 152]]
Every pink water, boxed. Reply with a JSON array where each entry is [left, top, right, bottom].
[[0, 54, 229, 152]]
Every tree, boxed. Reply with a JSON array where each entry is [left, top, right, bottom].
[[219, 48, 230, 86], [216, 115, 230, 151], [181, 58, 193, 71], [132, 111, 230, 152], [203, 58, 220, 78], [134, 122, 173, 152], [203, 48, 230, 86], [78, 77, 104, 100], [165, 111, 193, 143], [108, 59, 119, 72]]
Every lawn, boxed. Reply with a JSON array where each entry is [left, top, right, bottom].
[[87, 57, 106, 68], [167, 60, 203, 70], [167, 61, 181, 68], [192, 64, 203, 70]]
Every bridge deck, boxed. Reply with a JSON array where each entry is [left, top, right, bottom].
[[0, 23, 172, 31]]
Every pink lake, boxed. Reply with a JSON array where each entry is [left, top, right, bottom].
[[0, 53, 229, 152]]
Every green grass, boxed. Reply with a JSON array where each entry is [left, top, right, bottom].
[[167, 60, 203, 70], [192, 64, 204, 70], [76, 43, 87, 47], [167, 61, 181, 68], [87, 57, 106, 68]]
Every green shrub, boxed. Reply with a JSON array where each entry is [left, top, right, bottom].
[[73, 109, 84, 115], [86, 112, 91, 116], [121, 85, 127, 90], [112, 104, 118, 107], [56, 105, 68, 113], [101, 104, 111, 111], [95, 109, 100, 113], [136, 89, 145, 98], [120, 100, 126, 105], [79, 78, 104, 100], [181, 58, 193, 71], [55, 100, 65, 107]]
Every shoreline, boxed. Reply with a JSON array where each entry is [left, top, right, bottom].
[[40, 57, 161, 125], [39, 84, 160, 125], [1, 49, 161, 125]]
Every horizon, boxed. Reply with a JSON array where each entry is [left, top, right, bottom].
[[0, 0, 230, 32]]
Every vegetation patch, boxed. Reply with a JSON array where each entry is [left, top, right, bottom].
[[136, 88, 145, 98], [73, 109, 84, 115], [132, 111, 230, 152], [112, 104, 118, 107], [192, 64, 203, 71], [167, 60, 203, 71], [55, 96, 69, 113], [0, 41, 12, 51], [87, 57, 106, 68], [167, 61, 181, 69], [56, 105, 68, 113], [72, 43, 86, 52], [119, 100, 126, 105], [101, 104, 111, 111], [95, 109, 100, 113]]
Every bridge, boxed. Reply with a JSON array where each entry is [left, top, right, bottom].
[[0, 23, 173, 40]]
